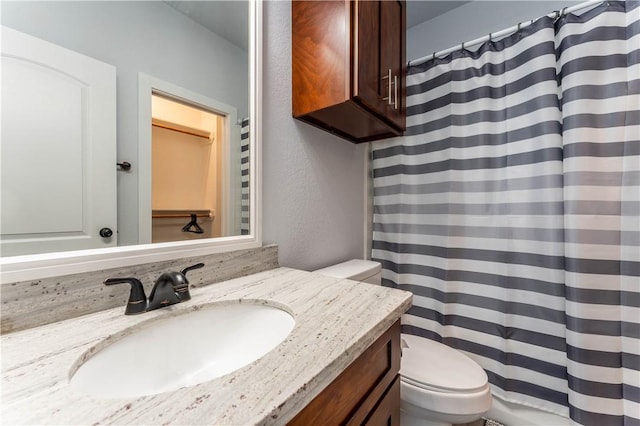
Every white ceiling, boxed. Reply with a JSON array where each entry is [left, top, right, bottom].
[[406, 1, 471, 28], [165, 1, 470, 51], [165, 1, 249, 51]]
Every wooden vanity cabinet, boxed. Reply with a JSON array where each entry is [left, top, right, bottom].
[[288, 320, 401, 425], [292, 0, 406, 143]]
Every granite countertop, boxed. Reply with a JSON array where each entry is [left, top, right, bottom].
[[1, 267, 412, 425]]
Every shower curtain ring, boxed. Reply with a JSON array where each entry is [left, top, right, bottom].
[[432, 52, 436, 60], [560, 7, 568, 18], [489, 32, 493, 41], [517, 22, 522, 32], [461, 42, 465, 51]]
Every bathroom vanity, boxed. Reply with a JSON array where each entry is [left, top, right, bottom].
[[0, 268, 411, 425]]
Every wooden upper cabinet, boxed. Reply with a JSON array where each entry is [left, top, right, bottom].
[[292, 0, 406, 144]]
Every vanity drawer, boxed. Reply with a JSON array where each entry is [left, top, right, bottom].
[[289, 320, 401, 425]]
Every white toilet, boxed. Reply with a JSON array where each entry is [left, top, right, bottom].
[[314, 259, 492, 426]]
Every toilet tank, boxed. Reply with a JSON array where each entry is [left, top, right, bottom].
[[314, 259, 382, 285]]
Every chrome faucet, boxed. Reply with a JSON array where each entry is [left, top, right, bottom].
[[104, 263, 205, 315]]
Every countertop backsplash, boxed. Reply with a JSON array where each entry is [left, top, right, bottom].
[[1, 245, 279, 334]]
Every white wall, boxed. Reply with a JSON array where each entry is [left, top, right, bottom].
[[262, 2, 368, 271], [408, 0, 580, 62], [1, 1, 248, 247]]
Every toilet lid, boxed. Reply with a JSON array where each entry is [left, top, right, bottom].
[[399, 334, 488, 392]]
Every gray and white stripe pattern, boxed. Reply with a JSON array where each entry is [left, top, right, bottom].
[[372, 2, 639, 425], [240, 118, 250, 235], [557, 2, 639, 424]]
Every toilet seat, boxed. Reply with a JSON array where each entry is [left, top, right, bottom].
[[399, 333, 492, 420], [400, 333, 488, 392]]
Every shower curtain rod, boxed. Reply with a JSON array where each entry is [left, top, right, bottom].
[[408, 0, 602, 67]]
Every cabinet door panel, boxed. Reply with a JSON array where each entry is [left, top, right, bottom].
[[353, 0, 384, 116], [292, 1, 350, 117], [380, 0, 405, 129], [354, 0, 405, 131]]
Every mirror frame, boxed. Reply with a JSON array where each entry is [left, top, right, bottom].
[[0, 0, 262, 283]]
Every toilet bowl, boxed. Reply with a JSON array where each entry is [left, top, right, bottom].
[[314, 259, 492, 426]]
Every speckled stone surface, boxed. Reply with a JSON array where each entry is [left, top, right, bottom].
[[1, 245, 279, 334], [1, 267, 412, 425]]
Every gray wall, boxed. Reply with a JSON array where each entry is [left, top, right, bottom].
[[1, 1, 248, 247], [262, 2, 368, 271], [408, 1, 580, 62]]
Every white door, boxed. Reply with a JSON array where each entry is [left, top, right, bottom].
[[0, 26, 117, 257]]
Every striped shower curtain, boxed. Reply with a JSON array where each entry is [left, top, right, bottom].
[[372, 2, 639, 425], [557, 2, 639, 424], [240, 118, 250, 235]]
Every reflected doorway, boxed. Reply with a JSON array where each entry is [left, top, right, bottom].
[[151, 95, 224, 243], [137, 73, 245, 245]]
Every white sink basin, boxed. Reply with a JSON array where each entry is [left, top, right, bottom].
[[69, 303, 295, 399]]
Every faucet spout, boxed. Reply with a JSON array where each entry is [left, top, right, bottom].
[[147, 272, 182, 311]]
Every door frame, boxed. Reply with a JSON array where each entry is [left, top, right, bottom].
[[137, 73, 240, 244]]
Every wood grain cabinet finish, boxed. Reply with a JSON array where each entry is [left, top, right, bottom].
[[292, 0, 406, 143], [288, 320, 401, 425]]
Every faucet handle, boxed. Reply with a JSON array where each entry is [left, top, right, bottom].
[[180, 263, 205, 276], [104, 277, 147, 315], [174, 263, 204, 301]]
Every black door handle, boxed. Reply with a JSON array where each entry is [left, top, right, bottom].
[[99, 227, 113, 238]]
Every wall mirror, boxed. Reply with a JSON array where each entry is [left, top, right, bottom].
[[0, 0, 262, 282]]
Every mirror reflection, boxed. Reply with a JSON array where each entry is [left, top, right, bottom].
[[0, 1, 250, 257]]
